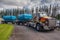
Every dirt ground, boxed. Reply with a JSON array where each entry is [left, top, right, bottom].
[[9, 25, 60, 40]]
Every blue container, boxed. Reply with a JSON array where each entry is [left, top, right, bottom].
[[3, 16, 16, 21], [18, 13, 33, 21]]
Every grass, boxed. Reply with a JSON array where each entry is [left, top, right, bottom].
[[0, 24, 14, 40]]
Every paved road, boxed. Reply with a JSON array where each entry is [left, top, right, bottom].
[[9, 25, 60, 40]]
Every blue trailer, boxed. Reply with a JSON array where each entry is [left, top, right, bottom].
[[16, 13, 33, 25], [2, 16, 16, 24]]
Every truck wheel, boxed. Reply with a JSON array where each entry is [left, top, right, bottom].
[[36, 24, 44, 31]]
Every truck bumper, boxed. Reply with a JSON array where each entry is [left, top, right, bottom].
[[43, 25, 57, 30]]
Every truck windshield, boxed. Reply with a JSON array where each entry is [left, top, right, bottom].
[[40, 13, 48, 17]]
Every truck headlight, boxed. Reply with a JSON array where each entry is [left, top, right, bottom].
[[40, 18, 47, 23]]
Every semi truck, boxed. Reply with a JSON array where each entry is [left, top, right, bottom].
[[28, 12, 57, 31], [16, 12, 57, 31], [1, 12, 56, 31]]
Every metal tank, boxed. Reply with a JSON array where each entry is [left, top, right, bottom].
[[2, 16, 16, 24], [18, 13, 33, 22], [16, 13, 33, 25]]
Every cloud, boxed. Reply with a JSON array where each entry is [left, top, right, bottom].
[[0, 0, 60, 9], [0, 0, 31, 6], [0, 0, 31, 9], [0, 0, 19, 6]]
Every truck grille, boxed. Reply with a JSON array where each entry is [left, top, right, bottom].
[[48, 19, 56, 27]]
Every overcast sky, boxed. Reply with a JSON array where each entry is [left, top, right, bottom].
[[0, 0, 60, 9], [0, 0, 30, 9]]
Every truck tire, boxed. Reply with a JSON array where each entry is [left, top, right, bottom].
[[36, 24, 44, 31]]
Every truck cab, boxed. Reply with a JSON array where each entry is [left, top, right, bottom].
[[28, 12, 56, 31]]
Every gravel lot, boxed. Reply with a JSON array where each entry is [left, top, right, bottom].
[[9, 25, 60, 40]]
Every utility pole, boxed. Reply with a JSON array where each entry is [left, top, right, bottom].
[[33, 7, 36, 14], [49, 4, 52, 16]]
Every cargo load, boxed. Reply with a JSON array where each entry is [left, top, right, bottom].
[[2, 16, 16, 24], [3, 16, 16, 21], [18, 13, 33, 21]]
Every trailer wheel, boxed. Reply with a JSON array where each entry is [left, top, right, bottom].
[[1, 21, 4, 24], [36, 24, 44, 31], [16, 21, 20, 25], [5, 21, 8, 24], [26, 22, 30, 27], [17, 23, 20, 25], [12, 22, 15, 24]]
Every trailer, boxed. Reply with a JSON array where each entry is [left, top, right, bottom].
[[2, 16, 16, 24], [16, 13, 33, 25]]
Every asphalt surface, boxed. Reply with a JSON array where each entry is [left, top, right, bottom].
[[9, 25, 60, 40]]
